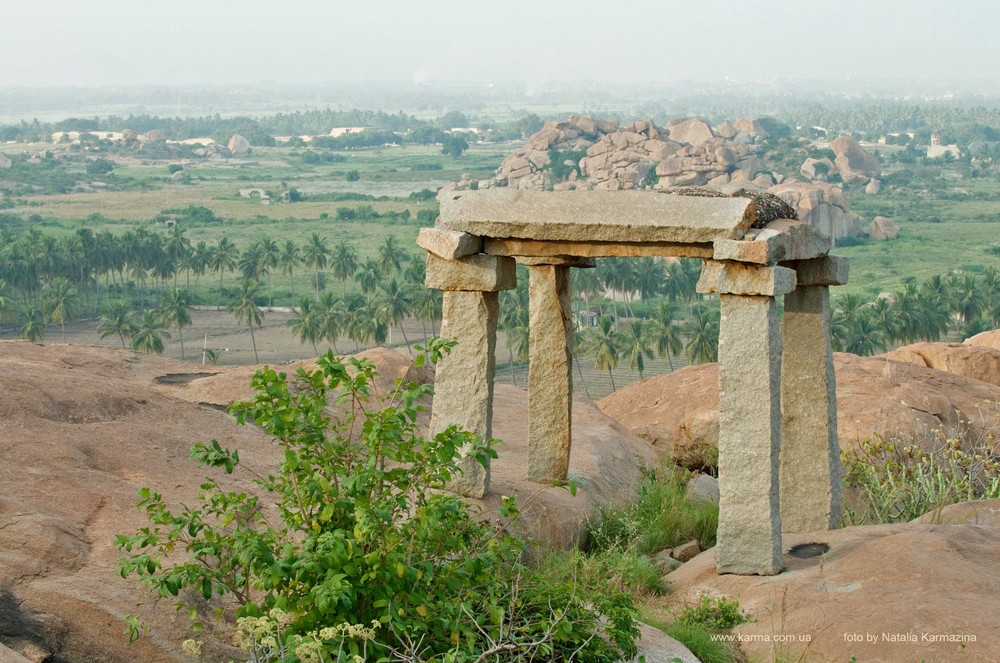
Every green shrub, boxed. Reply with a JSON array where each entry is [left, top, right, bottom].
[[117, 341, 638, 661], [589, 466, 719, 556], [843, 414, 1000, 525], [676, 595, 752, 631]]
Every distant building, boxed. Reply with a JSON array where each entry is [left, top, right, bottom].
[[927, 132, 961, 159], [329, 127, 369, 138], [51, 130, 124, 143]]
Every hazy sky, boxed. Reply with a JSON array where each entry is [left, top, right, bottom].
[[4, 0, 998, 87]]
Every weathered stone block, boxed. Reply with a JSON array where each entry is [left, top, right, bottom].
[[697, 261, 796, 296], [527, 265, 573, 482], [781, 285, 841, 532], [425, 253, 516, 292], [439, 189, 755, 244], [416, 227, 482, 259], [515, 256, 596, 268], [716, 294, 783, 575], [786, 256, 849, 286], [430, 291, 499, 498], [713, 219, 831, 265]]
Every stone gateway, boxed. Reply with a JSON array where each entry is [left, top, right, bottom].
[[421, 188, 847, 576]]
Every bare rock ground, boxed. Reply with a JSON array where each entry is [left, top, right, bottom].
[[655, 499, 1000, 662], [0, 341, 655, 661], [598, 347, 1000, 468]]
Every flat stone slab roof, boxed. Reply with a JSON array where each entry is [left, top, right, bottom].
[[439, 189, 756, 244]]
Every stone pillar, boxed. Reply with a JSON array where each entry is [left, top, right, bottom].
[[425, 252, 516, 498], [716, 294, 783, 574], [430, 290, 499, 498], [698, 261, 795, 576], [779, 256, 848, 532], [527, 265, 573, 482]]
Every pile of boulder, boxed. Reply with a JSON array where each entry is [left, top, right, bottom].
[[457, 115, 879, 243], [478, 115, 773, 193]]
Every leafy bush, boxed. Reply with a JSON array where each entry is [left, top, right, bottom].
[[675, 595, 752, 631], [843, 413, 1000, 524], [117, 342, 637, 661]]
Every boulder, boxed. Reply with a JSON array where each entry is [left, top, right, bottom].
[[632, 623, 700, 663], [829, 134, 882, 183], [800, 156, 836, 181], [227, 134, 251, 154], [768, 180, 861, 241], [666, 118, 715, 146], [142, 129, 165, 142], [913, 498, 1000, 526], [684, 473, 720, 505], [867, 215, 899, 240], [882, 342, 1000, 388], [966, 329, 1000, 351], [598, 351, 1000, 468], [661, 516, 1000, 662], [733, 117, 768, 138], [715, 120, 738, 139], [865, 178, 881, 195]]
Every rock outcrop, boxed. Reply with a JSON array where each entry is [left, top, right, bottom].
[[867, 215, 899, 240], [227, 134, 251, 155], [966, 328, 1000, 351], [598, 349, 1000, 468], [883, 341, 1000, 388], [769, 180, 863, 242], [474, 115, 766, 194], [659, 504, 1000, 662], [830, 134, 882, 183]]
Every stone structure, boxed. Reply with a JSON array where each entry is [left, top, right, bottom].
[[422, 188, 847, 575]]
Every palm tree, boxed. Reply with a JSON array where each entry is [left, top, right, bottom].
[[351, 295, 388, 347], [377, 235, 409, 275], [278, 239, 302, 304], [287, 297, 322, 355], [302, 232, 331, 301], [580, 315, 620, 391], [354, 258, 382, 295], [161, 289, 193, 359], [378, 278, 412, 349], [634, 257, 665, 301], [228, 280, 264, 364], [683, 304, 719, 364], [97, 302, 138, 349], [257, 237, 279, 310], [164, 224, 190, 289], [43, 276, 78, 342], [411, 287, 442, 338], [210, 237, 239, 310], [843, 314, 887, 356], [18, 305, 46, 342], [330, 241, 359, 294], [620, 319, 655, 379], [318, 291, 344, 354], [652, 300, 684, 370], [131, 310, 170, 354]]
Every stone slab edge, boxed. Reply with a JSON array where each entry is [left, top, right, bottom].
[[713, 219, 832, 265], [417, 226, 483, 259], [696, 261, 797, 296], [440, 189, 755, 244], [425, 253, 517, 292], [781, 255, 849, 286]]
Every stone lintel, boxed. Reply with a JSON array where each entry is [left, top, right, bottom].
[[713, 219, 832, 265], [484, 237, 713, 259], [440, 189, 755, 244], [696, 261, 796, 296], [782, 256, 850, 286], [417, 226, 483, 260], [516, 256, 596, 268], [425, 253, 516, 292]]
